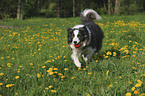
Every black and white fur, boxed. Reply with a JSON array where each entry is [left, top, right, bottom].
[[67, 9, 104, 68]]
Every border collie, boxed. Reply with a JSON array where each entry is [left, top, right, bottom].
[[67, 9, 104, 68]]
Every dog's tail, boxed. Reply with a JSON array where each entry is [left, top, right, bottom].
[[80, 9, 102, 24]]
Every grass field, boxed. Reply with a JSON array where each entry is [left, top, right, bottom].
[[0, 15, 145, 96]]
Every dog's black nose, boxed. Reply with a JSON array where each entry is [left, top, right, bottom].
[[74, 41, 77, 44]]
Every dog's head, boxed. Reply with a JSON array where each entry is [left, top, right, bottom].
[[67, 25, 89, 48]]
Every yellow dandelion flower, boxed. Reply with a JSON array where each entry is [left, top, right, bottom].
[[49, 72, 54, 75], [141, 74, 145, 77], [106, 70, 109, 76], [0, 83, 3, 85], [64, 68, 68, 71], [49, 85, 53, 88], [19, 66, 23, 68], [6, 84, 15, 88], [7, 63, 12, 67], [87, 94, 91, 96], [108, 84, 112, 89], [119, 76, 122, 79], [88, 72, 92, 75], [45, 87, 49, 90], [61, 76, 65, 78], [104, 56, 109, 58], [51, 90, 56, 93], [37, 73, 41, 78], [0, 73, 4, 76], [42, 66, 46, 68], [83, 68, 86, 70], [137, 80, 142, 84], [54, 68, 58, 70], [15, 93, 18, 95], [125, 92, 131, 96], [106, 51, 112, 55], [135, 83, 142, 87], [71, 76, 75, 79], [58, 73, 63, 76], [15, 76, 19, 79], [132, 87, 135, 91], [134, 89, 140, 95], [30, 63, 33, 66], [113, 52, 117, 56], [78, 68, 81, 70]]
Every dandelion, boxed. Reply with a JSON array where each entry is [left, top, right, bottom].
[[45, 87, 49, 90], [96, 60, 98, 62], [119, 76, 122, 79], [135, 83, 142, 87], [61, 76, 65, 78], [58, 73, 63, 76], [88, 72, 92, 75], [106, 70, 109, 76], [87, 94, 91, 96], [113, 52, 117, 56], [0, 83, 3, 85], [132, 87, 135, 91], [104, 56, 109, 58], [54, 68, 58, 70], [19, 66, 23, 68], [134, 89, 140, 95], [42, 66, 46, 68], [83, 68, 86, 70], [125, 92, 131, 96], [49, 85, 53, 88], [71, 76, 75, 79], [64, 68, 68, 71], [108, 84, 112, 89], [106, 51, 112, 55], [30, 63, 33, 66], [49, 72, 54, 75], [15, 76, 19, 79], [51, 90, 56, 93], [37, 73, 41, 78], [7, 63, 13, 67], [6, 84, 15, 88], [0, 73, 4, 76]]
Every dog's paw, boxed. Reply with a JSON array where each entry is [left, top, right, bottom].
[[74, 62, 81, 68]]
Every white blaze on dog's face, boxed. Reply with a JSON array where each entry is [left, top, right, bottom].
[[72, 30, 80, 44]]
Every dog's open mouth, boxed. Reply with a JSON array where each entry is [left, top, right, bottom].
[[74, 42, 81, 48]]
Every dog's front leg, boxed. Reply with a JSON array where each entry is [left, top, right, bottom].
[[71, 51, 81, 68]]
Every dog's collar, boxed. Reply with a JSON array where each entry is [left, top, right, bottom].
[[86, 26, 91, 46]]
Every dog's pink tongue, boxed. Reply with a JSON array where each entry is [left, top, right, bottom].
[[74, 43, 81, 48]]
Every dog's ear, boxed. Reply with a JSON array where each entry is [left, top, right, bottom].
[[66, 27, 73, 33], [79, 26, 87, 32]]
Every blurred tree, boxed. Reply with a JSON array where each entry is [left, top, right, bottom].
[[114, 0, 120, 14], [0, 0, 144, 19], [108, 0, 111, 14]]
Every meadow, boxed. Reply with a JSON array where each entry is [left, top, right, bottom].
[[0, 15, 145, 96]]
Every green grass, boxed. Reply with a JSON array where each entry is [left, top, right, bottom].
[[0, 15, 145, 96]]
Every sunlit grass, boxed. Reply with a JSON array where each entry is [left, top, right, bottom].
[[0, 15, 145, 96]]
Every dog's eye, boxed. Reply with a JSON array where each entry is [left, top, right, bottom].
[[73, 34, 75, 37], [78, 34, 81, 38]]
